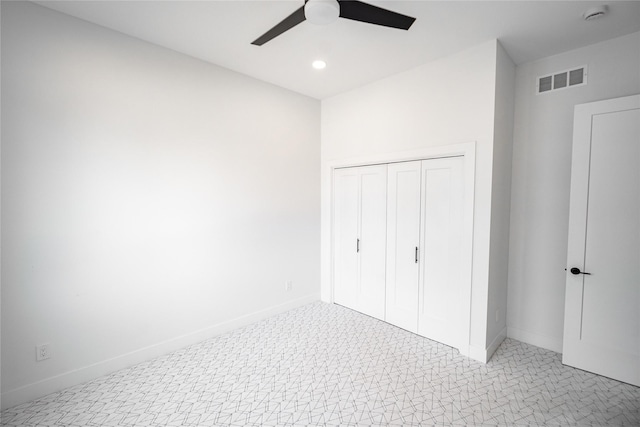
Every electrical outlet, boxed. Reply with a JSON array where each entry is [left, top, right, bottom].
[[36, 344, 51, 361], [285, 281, 293, 292]]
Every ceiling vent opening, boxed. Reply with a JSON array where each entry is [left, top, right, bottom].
[[537, 66, 587, 94]]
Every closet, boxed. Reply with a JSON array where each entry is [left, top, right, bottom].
[[333, 156, 464, 348]]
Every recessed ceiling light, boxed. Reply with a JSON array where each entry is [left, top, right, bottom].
[[312, 60, 327, 70]]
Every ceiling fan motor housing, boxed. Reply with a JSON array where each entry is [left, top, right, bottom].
[[305, 0, 340, 25]]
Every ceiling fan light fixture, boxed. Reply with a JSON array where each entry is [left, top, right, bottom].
[[305, 0, 340, 25], [252, 0, 415, 46]]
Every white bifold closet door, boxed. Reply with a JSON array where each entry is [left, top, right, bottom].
[[335, 157, 464, 349], [333, 164, 387, 319], [385, 157, 464, 345], [385, 161, 422, 333], [417, 157, 464, 348]]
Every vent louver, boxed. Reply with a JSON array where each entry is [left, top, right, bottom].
[[539, 76, 552, 93], [553, 72, 567, 89], [569, 68, 585, 86], [537, 66, 587, 94]]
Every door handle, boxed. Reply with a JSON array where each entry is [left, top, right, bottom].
[[415, 247, 419, 263], [357, 238, 360, 253], [567, 267, 591, 275]]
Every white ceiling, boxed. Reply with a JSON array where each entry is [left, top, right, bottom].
[[34, 0, 640, 99]]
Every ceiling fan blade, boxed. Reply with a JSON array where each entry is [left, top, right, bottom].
[[338, 1, 415, 30], [252, 5, 306, 46]]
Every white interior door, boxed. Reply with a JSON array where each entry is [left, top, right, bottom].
[[418, 157, 464, 348], [357, 165, 388, 319], [563, 94, 640, 386], [385, 161, 422, 333]]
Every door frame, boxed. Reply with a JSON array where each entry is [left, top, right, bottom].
[[323, 142, 476, 356]]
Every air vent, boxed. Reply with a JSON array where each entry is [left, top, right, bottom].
[[537, 66, 587, 94]]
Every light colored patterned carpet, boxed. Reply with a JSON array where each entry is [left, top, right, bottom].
[[2, 301, 639, 426]]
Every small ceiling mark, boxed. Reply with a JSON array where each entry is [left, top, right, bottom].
[[583, 5, 608, 21]]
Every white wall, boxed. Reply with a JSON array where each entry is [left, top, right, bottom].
[[507, 32, 640, 352], [321, 40, 506, 358], [1, 1, 320, 408], [0, 0, 3, 410], [486, 43, 515, 352]]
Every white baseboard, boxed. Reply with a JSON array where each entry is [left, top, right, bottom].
[[467, 327, 507, 363], [487, 327, 507, 361], [1, 294, 320, 411], [507, 326, 563, 353]]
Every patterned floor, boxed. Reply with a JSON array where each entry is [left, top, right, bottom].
[[2, 302, 639, 426]]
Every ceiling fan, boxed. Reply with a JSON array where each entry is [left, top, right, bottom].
[[252, 0, 416, 46]]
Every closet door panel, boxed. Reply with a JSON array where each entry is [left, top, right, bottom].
[[333, 169, 359, 309], [418, 157, 464, 348], [358, 165, 388, 319], [385, 161, 421, 332]]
